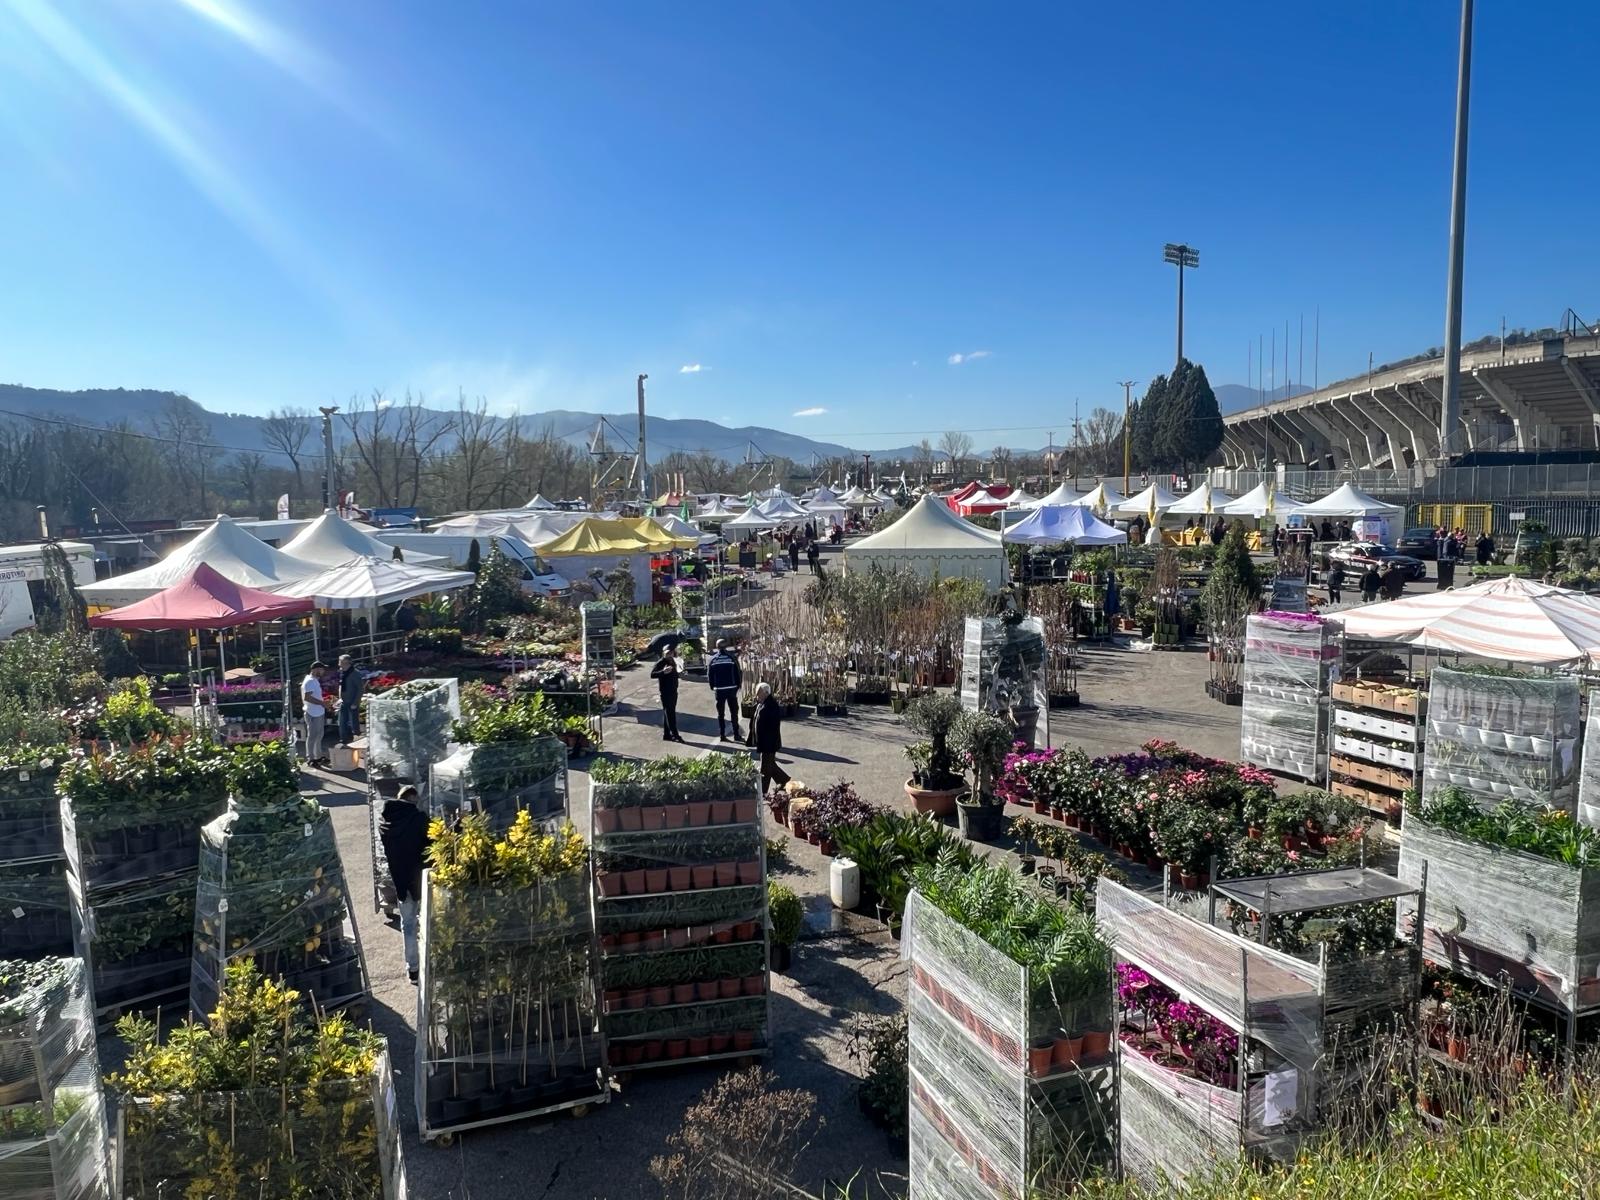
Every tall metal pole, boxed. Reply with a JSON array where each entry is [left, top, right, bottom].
[[636, 374, 650, 501], [318, 405, 339, 512], [1118, 381, 1137, 492], [1440, 0, 1474, 460], [1176, 263, 1185, 365]]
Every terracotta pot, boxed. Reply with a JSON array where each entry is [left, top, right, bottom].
[[642, 807, 668, 831], [668, 928, 690, 949], [645, 930, 669, 951], [1280, 834, 1300, 852], [807, 831, 821, 847], [624, 988, 647, 1010], [733, 920, 758, 940], [737, 860, 761, 885], [689, 1036, 711, 1057], [649, 985, 671, 1008], [623, 869, 648, 895], [672, 983, 695, 1005], [819, 837, 837, 856], [618, 808, 643, 832], [1032, 798, 1049, 815], [734, 797, 758, 823], [645, 868, 669, 894], [712, 926, 734, 944], [696, 980, 719, 1002], [1179, 871, 1199, 891], [608, 1044, 626, 1067], [1081, 1029, 1111, 1058], [669, 866, 692, 891], [711, 800, 735, 825], [903, 779, 961, 818], [715, 862, 737, 887], [710, 1033, 731, 1053], [595, 810, 620, 833], [1028, 1040, 1055, 1078], [1247, 827, 1261, 840], [597, 871, 623, 898], [622, 1043, 645, 1065], [692, 866, 715, 889], [664, 804, 689, 829], [742, 973, 765, 995], [643, 1040, 664, 1061], [600, 934, 618, 950], [603, 989, 622, 1012], [718, 977, 742, 999], [1447, 1035, 1468, 1062], [687, 802, 711, 827], [733, 1030, 755, 1052], [1053, 1034, 1083, 1066], [619, 931, 641, 948]]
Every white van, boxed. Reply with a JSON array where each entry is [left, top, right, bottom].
[[0, 541, 98, 638], [369, 531, 570, 597]]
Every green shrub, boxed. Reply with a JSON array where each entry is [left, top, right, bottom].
[[407, 627, 463, 655], [767, 882, 803, 947]]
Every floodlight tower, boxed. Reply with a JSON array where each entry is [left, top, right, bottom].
[[1163, 243, 1199, 366]]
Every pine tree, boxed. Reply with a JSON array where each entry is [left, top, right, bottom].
[[1130, 375, 1168, 470], [1154, 359, 1224, 470]]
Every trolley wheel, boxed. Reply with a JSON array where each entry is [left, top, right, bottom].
[[569, 1103, 592, 1119], [435, 1133, 455, 1148]]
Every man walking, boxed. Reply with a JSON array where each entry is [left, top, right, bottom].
[[336, 653, 364, 746], [752, 682, 791, 796], [788, 538, 801, 573], [1326, 561, 1344, 606], [1360, 563, 1381, 603], [807, 540, 820, 575], [707, 638, 743, 741], [378, 785, 429, 983], [651, 647, 686, 743], [301, 661, 328, 767]]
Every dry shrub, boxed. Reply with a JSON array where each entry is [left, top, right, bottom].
[[649, 1068, 823, 1200]]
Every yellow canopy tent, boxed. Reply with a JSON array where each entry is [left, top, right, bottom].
[[536, 518, 657, 556], [618, 516, 699, 550]]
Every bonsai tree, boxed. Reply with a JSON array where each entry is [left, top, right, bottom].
[[951, 709, 1014, 805], [902, 693, 963, 791]]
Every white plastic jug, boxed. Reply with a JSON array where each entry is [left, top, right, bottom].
[[830, 856, 860, 910]]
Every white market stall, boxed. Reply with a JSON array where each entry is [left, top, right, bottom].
[[757, 495, 810, 523], [79, 514, 322, 608], [283, 510, 450, 568], [1165, 481, 1235, 517], [270, 557, 476, 658], [1001, 505, 1128, 546], [842, 494, 1006, 590], [1288, 482, 1404, 545], [523, 493, 558, 510], [1220, 480, 1280, 519], [1023, 481, 1085, 509], [1073, 481, 1125, 515], [1115, 481, 1183, 521]]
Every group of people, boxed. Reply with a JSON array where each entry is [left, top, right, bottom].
[[299, 654, 366, 768], [651, 636, 792, 792], [1325, 558, 1408, 606]]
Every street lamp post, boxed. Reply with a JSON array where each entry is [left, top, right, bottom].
[[1439, 0, 1474, 460], [1118, 380, 1138, 493], [318, 406, 339, 512], [1163, 243, 1199, 366]]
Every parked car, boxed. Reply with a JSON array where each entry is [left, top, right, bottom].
[[1324, 541, 1428, 581], [1396, 527, 1440, 559]]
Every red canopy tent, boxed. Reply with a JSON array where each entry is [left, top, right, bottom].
[[89, 563, 313, 631]]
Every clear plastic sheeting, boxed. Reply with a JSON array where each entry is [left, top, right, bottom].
[[192, 794, 366, 1019], [1423, 666, 1581, 815], [1240, 612, 1335, 781], [0, 958, 111, 1200], [428, 738, 569, 833], [417, 869, 606, 1138], [581, 602, 615, 676], [1117, 1041, 1242, 1189], [959, 616, 1048, 749], [118, 1045, 406, 1200], [0, 763, 72, 959], [1398, 810, 1600, 1014], [365, 679, 460, 793], [1580, 706, 1600, 827]]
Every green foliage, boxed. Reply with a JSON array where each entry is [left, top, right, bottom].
[[767, 882, 803, 947], [102, 676, 175, 743], [831, 810, 980, 918], [407, 627, 464, 654], [467, 539, 529, 628], [451, 690, 558, 743], [224, 739, 300, 801], [951, 709, 1014, 801], [427, 809, 587, 889], [591, 753, 757, 806], [0, 630, 105, 742], [902, 692, 964, 788], [1202, 523, 1258, 619], [1129, 359, 1223, 470], [58, 736, 231, 834], [847, 1012, 908, 1142], [1416, 786, 1600, 866]]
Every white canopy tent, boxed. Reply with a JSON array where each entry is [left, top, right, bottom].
[[1165, 482, 1236, 517], [1024, 481, 1085, 509], [842, 494, 1006, 590], [1004, 488, 1037, 508], [757, 496, 810, 523], [809, 485, 840, 505], [282, 510, 449, 568], [1115, 482, 1183, 518], [653, 513, 719, 546], [1221, 480, 1280, 519], [695, 497, 744, 522], [80, 515, 322, 608], [269, 557, 475, 610], [1336, 577, 1600, 666], [723, 506, 779, 533], [1073, 481, 1125, 514], [523, 494, 558, 510], [1001, 505, 1128, 546], [837, 485, 873, 507], [1288, 482, 1405, 545]]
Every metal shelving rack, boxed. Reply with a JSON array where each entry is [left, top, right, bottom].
[[1327, 680, 1426, 819]]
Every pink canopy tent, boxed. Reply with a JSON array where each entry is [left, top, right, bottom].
[[89, 563, 313, 631]]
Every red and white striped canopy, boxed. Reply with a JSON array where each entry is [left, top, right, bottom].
[[1336, 576, 1600, 665]]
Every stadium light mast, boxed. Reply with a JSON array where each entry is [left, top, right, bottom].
[[1439, 0, 1474, 461], [1118, 380, 1138, 493], [1163, 243, 1199, 366]]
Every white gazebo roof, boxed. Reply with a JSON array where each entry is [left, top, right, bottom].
[[1024, 481, 1085, 509], [1336, 577, 1600, 665], [80, 515, 322, 608], [523, 493, 558, 510], [723, 506, 779, 532], [1001, 505, 1128, 546], [1074, 482, 1125, 512], [1165, 482, 1236, 516], [848, 494, 1001, 550], [282, 511, 449, 568], [1115, 482, 1183, 517], [696, 498, 743, 520], [1004, 488, 1037, 508], [810, 485, 840, 504], [1221, 481, 1279, 518], [1288, 482, 1403, 518], [268, 557, 475, 611], [757, 496, 810, 522]]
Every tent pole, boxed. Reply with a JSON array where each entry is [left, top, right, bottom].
[[218, 629, 227, 679]]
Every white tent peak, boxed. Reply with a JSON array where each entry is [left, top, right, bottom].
[[282, 511, 448, 568], [79, 514, 321, 606], [1116, 482, 1182, 516], [1221, 480, 1278, 518], [523, 494, 558, 510], [1024, 482, 1085, 509], [1166, 481, 1236, 516], [850, 494, 1001, 549], [1289, 481, 1402, 517], [269, 557, 474, 610]]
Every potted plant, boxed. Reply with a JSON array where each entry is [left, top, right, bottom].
[[767, 881, 802, 972], [1010, 815, 1040, 875], [900, 693, 965, 818], [951, 709, 1014, 843]]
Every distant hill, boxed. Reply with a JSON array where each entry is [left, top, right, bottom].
[[1214, 383, 1311, 414]]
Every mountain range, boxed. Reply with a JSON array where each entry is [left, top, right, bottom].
[[0, 380, 1300, 466]]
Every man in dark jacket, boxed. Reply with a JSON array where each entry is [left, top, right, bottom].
[[806, 540, 820, 575], [1476, 531, 1494, 566], [1360, 563, 1381, 603], [650, 648, 686, 743], [336, 653, 364, 746], [1326, 562, 1345, 605], [378, 785, 429, 983], [752, 682, 791, 796], [707, 639, 743, 741], [788, 539, 801, 573]]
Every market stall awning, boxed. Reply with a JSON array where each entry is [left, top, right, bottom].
[[956, 488, 1009, 516], [1022, 482, 1085, 509], [1073, 481, 1125, 513], [756, 496, 810, 522], [620, 516, 700, 549], [722, 506, 779, 532], [523, 493, 558, 510], [1004, 488, 1036, 508], [268, 557, 475, 611], [1221, 480, 1279, 518], [88, 562, 313, 630], [1115, 482, 1183, 518], [282, 510, 449, 568], [1286, 481, 1402, 519], [695, 497, 744, 521], [1165, 482, 1235, 516], [536, 518, 659, 556], [79, 514, 323, 608], [1336, 576, 1600, 665], [1001, 505, 1128, 546], [843, 494, 1005, 588]]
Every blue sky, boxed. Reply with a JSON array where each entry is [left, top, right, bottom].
[[1, 1, 1597, 451]]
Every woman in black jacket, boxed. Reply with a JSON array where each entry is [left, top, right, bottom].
[[378, 785, 429, 983], [752, 682, 790, 796], [651, 649, 686, 743]]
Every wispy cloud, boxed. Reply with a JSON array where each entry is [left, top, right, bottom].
[[947, 350, 993, 366], [679, 363, 706, 374], [792, 406, 827, 418]]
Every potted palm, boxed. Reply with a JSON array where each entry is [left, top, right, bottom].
[[900, 694, 965, 818], [951, 709, 1014, 843]]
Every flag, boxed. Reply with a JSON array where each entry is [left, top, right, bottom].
[[276, 493, 290, 520], [680, 501, 690, 520]]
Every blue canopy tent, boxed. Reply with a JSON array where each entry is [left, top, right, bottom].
[[1000, 504, 1128, 546]]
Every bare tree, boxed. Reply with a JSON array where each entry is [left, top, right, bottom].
[[938, 430, 973, 480], [1082, 407, 1124, 475], [155, 397, 212, 516], [232, 451, 268, 514], [990, 444, 1013, 480], [260, 407, 313, 495], [915, 438, 935, 482]]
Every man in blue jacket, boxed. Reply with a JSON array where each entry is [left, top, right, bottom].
[[707, 638, 743, 742]]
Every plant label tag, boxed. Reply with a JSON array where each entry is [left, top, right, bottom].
[[305, 824, 314, 838], [10, 908, 22, 920], [17, 771, 27, 782], [218, 899, 229, 913]]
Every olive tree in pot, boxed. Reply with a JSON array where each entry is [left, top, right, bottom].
[[901, 693, 965, 818], [951, 709, 1014, 843]]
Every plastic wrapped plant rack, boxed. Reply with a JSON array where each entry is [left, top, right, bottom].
[[591, 759, 771, 1072], [958, 615, 1048, 750], [0, 958, 112, 1200], [1397, 809, 1600, 1015], [417, 864, 607, 1138], [118, 1044, 406, 1200], [191, 792, 367, 1019], [1422, 666, 1581, 816], [365, 678, 460, 794], [0, 761, 72, 959], [1580, 705, 1600, 828], [904, 893, 1114, 1200], [581, 601, 615, 673], [428, 736, 569, 833], [1240, 611, 1335, 782]]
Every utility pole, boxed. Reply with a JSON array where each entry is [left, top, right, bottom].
[[1162, 243, 1199, 367], [636, 374, 650, 501], [1046, 431, 1055, 486], [1072, 401, 1081, 485], [1118, 381, 1138, 492], [318, 406, 339, 512], [1440, 0, 1473, 461], [861, 453, 872, 489]]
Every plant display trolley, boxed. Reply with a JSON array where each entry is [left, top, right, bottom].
[[1097, 872, 1420, 1187], [366, 679, 459, 914], [1239, 612, 1335, 782], [960, 615, 1048, 750], [428, 736, 568, 832], [590, 757, 770, 1073], [581, 601, 615, 699], [59, 741, 230, 1023], [1327, 679, 1425, 819], [417, 815, 606, 1141], [191, 747, 367, 1018], [904, 875, 1115, 1200], [0, 759, 73, 960], [1421, 667, 1580, 814], [0, 958, 113, 1200]]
